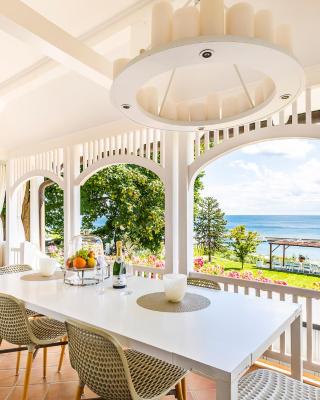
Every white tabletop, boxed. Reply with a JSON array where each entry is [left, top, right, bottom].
[[0, 273, 301, 380]]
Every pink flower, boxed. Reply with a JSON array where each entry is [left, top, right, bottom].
[[47, 245, 58, 254], [273, 280, 288, 286], [154, 260, 165, 269], [194, 257, 204, 269]]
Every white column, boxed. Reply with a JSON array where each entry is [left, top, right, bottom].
[[63, 144, 81, 262], [164, 132, 179, 273], [178, 132, 194, 275], [6, 161, 18, 264], [29, 176, 44, 248]]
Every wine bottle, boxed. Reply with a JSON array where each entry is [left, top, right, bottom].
[[112, 241, 127, 289]]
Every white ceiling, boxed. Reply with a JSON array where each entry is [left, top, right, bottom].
[[0, 0, 319, 154]]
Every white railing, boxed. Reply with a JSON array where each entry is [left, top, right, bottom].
[[80, 128, 164, 171], [131, 264, 164, 280], [10, 247, 21, 265], [189, 271, 320, 374], [193, 88, 315, 161], [10, 147, 64, 188]]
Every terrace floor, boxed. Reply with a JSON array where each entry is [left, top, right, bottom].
[[0, 340, 217, 400]]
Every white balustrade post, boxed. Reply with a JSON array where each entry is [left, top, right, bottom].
[[29, 176, 44, 248], [178, 132, 194, 275], [63, 144, 81, 262], [164, 132, 179, 273], [6, 161, 17, 264]]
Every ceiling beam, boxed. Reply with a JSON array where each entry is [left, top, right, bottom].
[[0, 0, 161, 104], [0, 0, 113, 89]]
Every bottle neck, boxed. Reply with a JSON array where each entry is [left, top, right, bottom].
[[116, 247, 122, 258]]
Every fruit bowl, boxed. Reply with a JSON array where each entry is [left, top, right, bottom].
[[64, 235, 110, 286]]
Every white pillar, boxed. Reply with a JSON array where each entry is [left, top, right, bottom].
[[164, 132, 179, 273], [29, 176, 44, 248], [178, 132, 194, 275], [6, 161, 18, 264], [63, 144, 81, 261]]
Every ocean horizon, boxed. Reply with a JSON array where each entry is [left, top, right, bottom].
[[95, 214, 320, 260], [226, 215, 320, 260]]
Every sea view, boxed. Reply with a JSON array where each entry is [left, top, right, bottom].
[[95, 215, 320, 260], [226, 215, 320, 260]]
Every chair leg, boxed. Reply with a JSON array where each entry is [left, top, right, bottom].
[[57, 335, 67, 373], [43, 347, 47, 379], [15, 346, 21, 375], [75, 382, 84, 400], [22, 349, 33, 400], [175, 382, 183, 400], [181, 377, 187, 400]]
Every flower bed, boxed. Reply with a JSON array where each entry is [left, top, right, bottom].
[[127, 255, 165, 269], [194, 257, 288, 286]]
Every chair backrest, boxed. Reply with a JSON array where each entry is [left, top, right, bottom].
[[0, 293, 32, 345], [0, 265, 32, 275], [187, 277, 221, 291], [66, 320, 136, 400]]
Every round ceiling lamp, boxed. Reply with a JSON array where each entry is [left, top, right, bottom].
[[110, 0, 305, 132]]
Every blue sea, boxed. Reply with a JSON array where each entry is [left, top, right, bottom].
[[226, 215, 320, 260], [95, 215, 320, 261]]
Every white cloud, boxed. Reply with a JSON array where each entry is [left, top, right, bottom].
[[203, 158, 320, 215], [242, 139, 315, 159], [230, 160, 261, 177]]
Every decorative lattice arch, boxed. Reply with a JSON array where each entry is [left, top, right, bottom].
[[189, 88, 320, 184]]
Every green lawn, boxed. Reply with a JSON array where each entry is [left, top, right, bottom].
[[211, 256, 320, 290]]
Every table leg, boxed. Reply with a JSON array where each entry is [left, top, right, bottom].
[[216, 378, 238, 400], [291, 314, 302, 381]]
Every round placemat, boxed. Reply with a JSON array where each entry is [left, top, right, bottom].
[[137, 292, 210, 313], [20, 271, 64, 281]]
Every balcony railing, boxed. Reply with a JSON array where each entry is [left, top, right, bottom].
[[189, 271, 320, 375], [130, 264, 320, 375]]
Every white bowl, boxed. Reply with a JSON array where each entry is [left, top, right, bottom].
[[163, 273, 187, 303], [39, 257, 58, 277]]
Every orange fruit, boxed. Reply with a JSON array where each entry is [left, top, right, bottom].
[[73, 257, 87, 269], [66, 258, 73, 269]]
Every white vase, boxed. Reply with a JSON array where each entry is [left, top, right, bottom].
[[163, 274, 187, 302], [39, 257, 58, 277]]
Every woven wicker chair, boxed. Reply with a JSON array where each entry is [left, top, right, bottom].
[[0, 293, 67, 400], [66, 320, 188, 400], [187, 277, 221, 291], [239, 369, 320, 399], [0, 265, 40, 317], [0, 264, 46, 376]]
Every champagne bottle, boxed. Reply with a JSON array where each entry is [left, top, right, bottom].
[[112, 241, 127, 289]]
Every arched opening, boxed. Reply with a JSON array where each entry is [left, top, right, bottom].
[[43, 181, 64, 264], [79, 163, 165, 270], [9, 175, 64, 265], [192, 137, 320, 289]]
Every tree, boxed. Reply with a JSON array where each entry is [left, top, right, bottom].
[[44, 164, 204, 255], [229, 225, 260, 269], [81, 164, 165, 253], [45, 182, 64, 237], [194, 197, 227, 262]]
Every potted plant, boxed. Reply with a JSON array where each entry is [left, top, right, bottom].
[[298, 254, 306, 263]]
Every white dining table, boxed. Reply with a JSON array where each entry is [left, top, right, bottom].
[[0, 273, 302, 400]]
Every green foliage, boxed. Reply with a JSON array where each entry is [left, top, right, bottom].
[[194, 171, 205, 217], [45, 164, 204, 255], [194, 197, 227, 261], [229, 225, 261, 269], [80, 164, 165, 253], [45, 183, 64, 237]]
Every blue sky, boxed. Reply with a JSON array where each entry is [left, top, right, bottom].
[[202, 139, 320, 215]]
